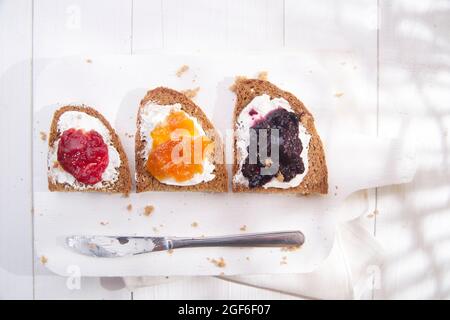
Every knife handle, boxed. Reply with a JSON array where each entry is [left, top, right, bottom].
[[169, 231, 304, 249]]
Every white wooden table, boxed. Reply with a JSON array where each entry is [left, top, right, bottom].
[[1, 0, 449, 300]]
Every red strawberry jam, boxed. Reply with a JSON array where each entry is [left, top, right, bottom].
[[57, 128, 109, 185]]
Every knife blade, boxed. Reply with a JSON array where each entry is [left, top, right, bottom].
[[66, 235, 170, 258]]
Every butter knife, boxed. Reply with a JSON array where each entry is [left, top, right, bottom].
[[66, 231, 304, 258]]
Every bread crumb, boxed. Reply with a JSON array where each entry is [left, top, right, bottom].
[[126, 204, 133, 212], [144, 205, 154, 216], [281, 245, 300, 252], [86, 59, 92, 64], [52, 161, 60, 169], [334, 92, 344, 98], [100, 221, 109, 226], [191, 222, 198, 228], [176, 64, 189, 77], [219, 272, 225, 276], [280, 256, 288, 265], [257, 71, 268, 80], [229, 76, 247, 91], [39, 256, 48, 265], [152, 227, 159, 233], [239, 225, 247, 232], [121, 193, 130, 198], [367, 209, 379, 218], [363, 190, 368, 200], [181, 87, 200, 99], [264, 158, 273, 168], [167, 249, 174, 255], [276, 172, 284, 182], [40, 131, 47, 141], [246, 257, 250, 261], [210, 257, 226, 268]]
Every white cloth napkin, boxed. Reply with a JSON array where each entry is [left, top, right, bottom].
[[123, 218, 384, 300]]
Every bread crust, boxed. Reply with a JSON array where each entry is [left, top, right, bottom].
[[232, 79, 328, 194], [47, 105, 132, 194], [135, 87, 228, 193]]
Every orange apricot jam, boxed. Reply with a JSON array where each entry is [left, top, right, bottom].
[[146, 110, 212, 182]]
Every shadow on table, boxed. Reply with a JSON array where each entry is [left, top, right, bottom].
[[372, 2, 450, 300]]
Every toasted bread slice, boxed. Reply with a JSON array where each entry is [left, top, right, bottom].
[[135, 87, 227, 193], [47, 105, 131, 194], [232, 78, 328, 194]]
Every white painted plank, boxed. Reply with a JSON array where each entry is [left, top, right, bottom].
[[33, 0, 133, 299], [34, 263, 131, 300], [285, 0, 378, 54], [376, 0, 450, 299], [0, 0, 33, 299], [285, 0, 379, 297], [131, 0, 163, 52], [132, 277, 301, 300], [285, 0, 378, 136], [33, 0, 132, 58], [133, 0, 284, 52], [131, 0, 285, 299]]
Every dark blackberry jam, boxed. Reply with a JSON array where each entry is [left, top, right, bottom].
[[241, 108, 305, 188]]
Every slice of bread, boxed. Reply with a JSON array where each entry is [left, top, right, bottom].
[[48, 105, 132, 194], [135, 87, 228, 193], [232, 78, 328, 194]]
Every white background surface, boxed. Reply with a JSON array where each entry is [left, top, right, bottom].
[[0, 0, 449, 299]]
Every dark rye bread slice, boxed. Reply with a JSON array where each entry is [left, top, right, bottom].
[[232, 79, 328, 194], [135, 87, 227, 193], [48, 105, 132, 194]]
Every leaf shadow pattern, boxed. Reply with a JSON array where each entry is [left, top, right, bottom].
[[374, 0, 450, 299]]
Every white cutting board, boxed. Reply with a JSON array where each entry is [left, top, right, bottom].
[[33, 54, 416, 277]]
